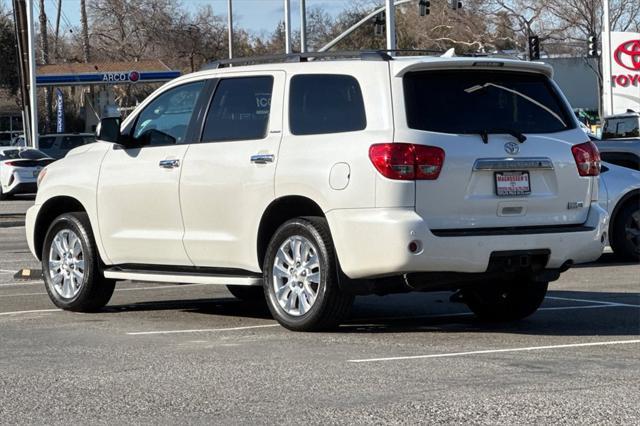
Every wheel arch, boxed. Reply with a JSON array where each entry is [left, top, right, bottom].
[[609, 189, 640, 238], [256, 195, 326, 269], [33, 196, 88, 261]]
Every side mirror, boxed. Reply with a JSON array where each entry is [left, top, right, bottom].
[[96, 117, 121, 143]]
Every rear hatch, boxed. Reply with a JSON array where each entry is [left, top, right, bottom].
[[397, 68, 594, 231]]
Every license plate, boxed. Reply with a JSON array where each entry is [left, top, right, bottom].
[[495, 171, 530, 196]]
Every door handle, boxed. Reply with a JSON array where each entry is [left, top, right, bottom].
[[159, 159, 180, 169], [250, 154, 275, 164]]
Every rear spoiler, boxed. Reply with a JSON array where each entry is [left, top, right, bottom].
[[393, 58, 553, 79]]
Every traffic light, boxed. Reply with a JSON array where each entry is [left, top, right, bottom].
[[419, 0, 430, 16], [374, 12, 385, 37], [449, 0, 462, 10], [588, 34, 599, 57], [528, 35, 540, 60]]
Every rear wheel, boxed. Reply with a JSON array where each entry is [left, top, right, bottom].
[[42, 212, 115, 312], [464, 277, 548, 321], [610, 202, 640, 262], [263, 217, 353, 331], [226, 285, 264, 301]]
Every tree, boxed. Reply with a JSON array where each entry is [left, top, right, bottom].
[[0, 5, 19, 96]]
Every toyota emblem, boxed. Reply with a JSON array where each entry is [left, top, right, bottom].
[[614, 39, 640, 71], [504, 142, 519, 155]]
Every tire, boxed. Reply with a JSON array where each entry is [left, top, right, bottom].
[[42, 212, 115, 312], [610, 201, 640, 262], [226, 285, 265, 301], [464, 277, 548, 321], [263, 217, 353, 331]]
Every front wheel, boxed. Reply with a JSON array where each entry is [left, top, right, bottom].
[[463, 277, 548, 321], [42, 212, 115, 312], [263, 217, 353, 331]]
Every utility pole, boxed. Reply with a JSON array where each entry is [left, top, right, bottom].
[[385, 0, 396, 52], [300, 0, 307, 53], [284, 0, 292, 54], [53, 0, 61, 60], [80, 0, 90, 62], [227, 0, 233, 59]]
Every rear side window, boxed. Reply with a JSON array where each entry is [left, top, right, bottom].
[[289, 74, 366, 135], [602, 117, 639, 139], [60, 136, 85, 150], [403, 70, 574, 135], [38, 136, 55, 149], [201, 76, 273, 142]]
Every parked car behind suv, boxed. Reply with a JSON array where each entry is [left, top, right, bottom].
[[596, 111, 640, 171], [11, 133, 95, 159], [26, 52, 608, 331]]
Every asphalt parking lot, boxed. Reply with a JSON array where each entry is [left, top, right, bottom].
[[0, 200, 639, 424]]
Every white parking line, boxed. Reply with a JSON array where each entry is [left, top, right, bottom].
[[127, 324, 279, 335], [348, 339, 640, 363], [0, 269, 16, 274], [0, 308, 61, 316], [546, 296, 640, 308]]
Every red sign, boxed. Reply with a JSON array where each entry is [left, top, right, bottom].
[[614, 39, 640, 71]]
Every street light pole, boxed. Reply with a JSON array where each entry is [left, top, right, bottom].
[[602, 0, 613, 116], [284, 0, 292, 54], [300, 0, 307, 53], [385, 0, 396, 53], [227, 0, 233, 59], [26, 0, 38, 148]]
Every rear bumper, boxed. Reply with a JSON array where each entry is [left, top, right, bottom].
[[327, 202, 608, 279], [5, 182, 37, 195]]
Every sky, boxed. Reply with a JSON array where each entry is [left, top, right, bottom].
[[1, 0, 358, 37]]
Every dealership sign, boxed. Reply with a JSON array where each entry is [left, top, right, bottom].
[[602, 32, 640, 115]]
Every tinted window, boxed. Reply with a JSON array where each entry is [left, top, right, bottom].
[[289, 74, 366, 135], [60, 136, 86, 150], [403, 70, 574, 134], [39, 136, 55, 149], [602, 117, 639, 139], [201, 77, 273, 142], [133, 81, 205, 147]]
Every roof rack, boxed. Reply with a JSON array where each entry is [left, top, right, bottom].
[[201, 49, 504, 71], [203, 50, 394, 70]]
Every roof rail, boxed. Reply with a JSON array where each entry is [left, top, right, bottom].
[[203, 50, 394, 70]]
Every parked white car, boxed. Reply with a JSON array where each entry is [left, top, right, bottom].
[[26, 52, 608, 331], [0, 147, 53, 199], [599, 162, 640, 261]]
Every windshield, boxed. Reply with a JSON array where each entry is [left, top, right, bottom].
[[0, 149, 49, 160], [403, 70, 574, 135], [602, 117, 639, 139]]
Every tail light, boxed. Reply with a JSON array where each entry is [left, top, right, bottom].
[[571, 141, 601, 176], [4, 161, 18, 167], [369, 143, 445, 180]]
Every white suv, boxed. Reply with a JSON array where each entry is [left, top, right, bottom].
[[26, 52, 608, 331]]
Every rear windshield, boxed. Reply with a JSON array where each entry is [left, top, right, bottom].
[[602, 117, 639, 139], [403, 70, 574, 135]]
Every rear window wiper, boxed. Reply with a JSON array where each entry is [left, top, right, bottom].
[[477, 129, 527, 144]]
